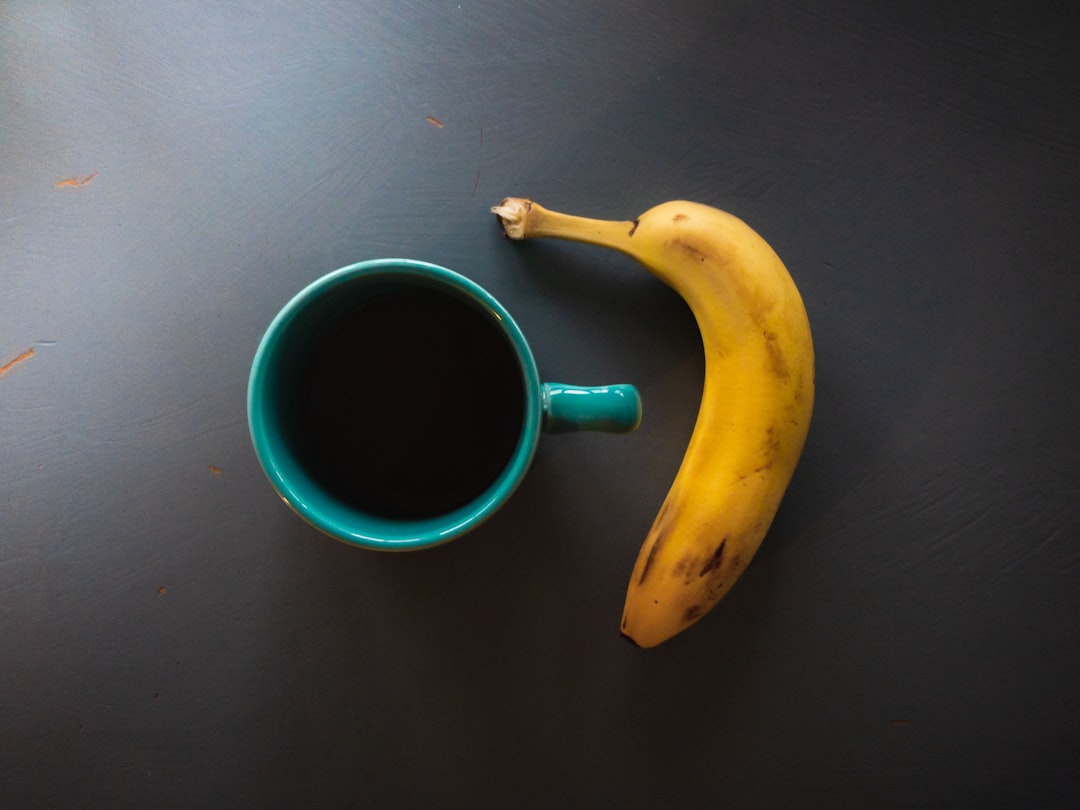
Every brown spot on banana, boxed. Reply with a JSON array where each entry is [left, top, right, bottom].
[[763, 330, 789, 380], [759, 426, 782, 470], [673, 553, 699, 583], [683, 604, 704, 623], [698, 538, 728, 577], [668, 238, 711, 264], [637, 539, 662, 586]]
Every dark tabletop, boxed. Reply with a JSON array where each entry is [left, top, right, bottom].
[[3, 2, 1079, 807]]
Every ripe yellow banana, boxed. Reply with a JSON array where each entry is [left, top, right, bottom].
[[492, 197, 814, 647]]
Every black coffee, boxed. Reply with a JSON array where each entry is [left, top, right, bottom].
[[292, 287, 526, 520]]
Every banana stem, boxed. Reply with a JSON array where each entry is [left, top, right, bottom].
[[492, 198, 637, 254]]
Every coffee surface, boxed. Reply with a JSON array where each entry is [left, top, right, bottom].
[[295, 289, 526, 519]]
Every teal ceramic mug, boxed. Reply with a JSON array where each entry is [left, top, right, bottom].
[[247, 258, 641, 550]]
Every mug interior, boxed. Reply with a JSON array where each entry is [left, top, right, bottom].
[[248, 260, 541, 549]]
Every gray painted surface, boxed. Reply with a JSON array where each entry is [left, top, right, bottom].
[[2, 1, 1078, 806]]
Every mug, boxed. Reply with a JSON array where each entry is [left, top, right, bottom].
[[247, 258, 641, 550]]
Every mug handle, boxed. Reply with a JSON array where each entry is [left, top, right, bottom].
[[541, 383, 642, 434]]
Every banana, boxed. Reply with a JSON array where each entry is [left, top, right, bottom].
[[491, 197, 814, 647]]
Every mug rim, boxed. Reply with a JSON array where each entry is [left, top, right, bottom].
[[247, 258, 542, 550]]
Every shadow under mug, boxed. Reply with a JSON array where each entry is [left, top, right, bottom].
[[247, 258, 641, 550]]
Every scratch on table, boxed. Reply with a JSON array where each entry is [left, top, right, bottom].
[[425, 115, 444, 128], [0, 347, 35, 378], [56, 171, 98, 189]]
